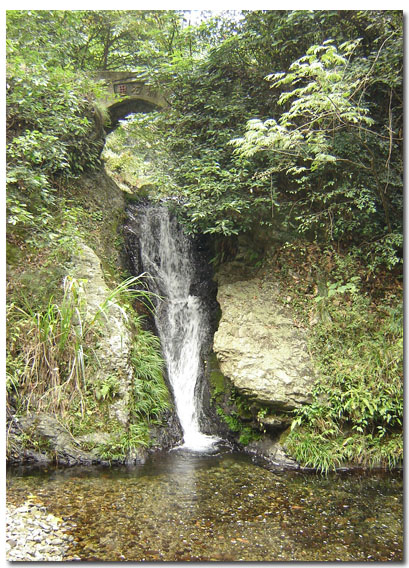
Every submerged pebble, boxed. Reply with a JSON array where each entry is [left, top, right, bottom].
[[6, 451, 403, 562]]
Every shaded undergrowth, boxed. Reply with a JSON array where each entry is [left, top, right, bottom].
[[271, 243, 403, 472]]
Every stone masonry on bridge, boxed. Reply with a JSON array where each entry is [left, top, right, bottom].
[[96, 71, 166, 130]]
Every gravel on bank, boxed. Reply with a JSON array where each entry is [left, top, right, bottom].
[[6, 500, 80, 561]]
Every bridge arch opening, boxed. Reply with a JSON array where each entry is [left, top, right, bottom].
[[106, 99, 161, 133], [99, 74, 166, 190], [96, 72, 166, 133]]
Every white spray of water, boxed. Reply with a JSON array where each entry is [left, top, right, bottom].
[[139, 206, 219, 451]]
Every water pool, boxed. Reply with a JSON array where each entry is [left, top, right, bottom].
[[7, 449, 403, 561]]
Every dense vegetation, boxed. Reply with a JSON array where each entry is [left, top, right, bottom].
[[6, 10, 403, 469], [6, 10, 177, 461]]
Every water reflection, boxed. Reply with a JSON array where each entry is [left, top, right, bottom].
[[7, 450, 403, 561]]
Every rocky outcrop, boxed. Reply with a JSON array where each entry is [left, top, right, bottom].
[[14, 414, 98, 466], [70, 241, 134, 426], [213, 270, 315, 411], [245, 436, 299, 469]]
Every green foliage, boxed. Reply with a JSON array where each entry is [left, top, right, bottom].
[[286, 430, 403, 475], [103, 75, 274, 236], [130, 329, 170, 422], [216, 407, 261, 446], [216, 407, 242, 432], [8, 130, 70, 173], [6, 275, 158, 415], [238, 429, 258, 446], [14, 431, 52, 454], [313, 276, 360, 323], [6, 10, 187, 72], [6, 27, 109, 276], [7, 277, 92, 416], [7, 60, 104, 173], [7, 10, 403, 260], [6, 57, 107, 293], [283, 251, 403, 472], [232, 31, 402, 252], [96, 423, 152, 463], [100, 10, 402, 271], [95, 375, 121, 402]]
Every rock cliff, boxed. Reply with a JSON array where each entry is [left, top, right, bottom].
[[210, 250, 317, 467], [6, 171, 181, 466]]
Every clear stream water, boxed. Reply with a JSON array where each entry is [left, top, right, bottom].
[[7, 206, 402, 561], [7, 450, 402, 562]]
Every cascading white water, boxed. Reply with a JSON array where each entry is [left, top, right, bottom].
[[138, 206, 219, 451]]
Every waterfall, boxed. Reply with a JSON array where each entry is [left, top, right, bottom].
[[136, 205, 219, 451]]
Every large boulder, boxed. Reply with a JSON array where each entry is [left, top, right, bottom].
[[213, 276, 315, 410]]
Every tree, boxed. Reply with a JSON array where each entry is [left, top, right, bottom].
[[6, 10, 187, 72], [231, 14, 402, 267], [111, 10, 402, 270]]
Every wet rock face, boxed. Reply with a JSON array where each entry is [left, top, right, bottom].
[[213, 276, 315, 411]]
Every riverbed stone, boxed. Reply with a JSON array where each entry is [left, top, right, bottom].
[[213, 272, 315, 410], [6, 501, 74, 561]]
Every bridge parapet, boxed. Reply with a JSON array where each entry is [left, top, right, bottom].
[[97, 71, 166, 107], [96, 71, 166, 130]]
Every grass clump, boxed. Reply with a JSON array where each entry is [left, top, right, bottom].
[[7, 276, 96, 417], [6, 273, 170, 461], [275, 244, 403, 473], [93, 329, 171, 463], [130, 329, 171, 422]]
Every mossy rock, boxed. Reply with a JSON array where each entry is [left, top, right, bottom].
[[258, 414, 293, 429], [6, 242, 23, 267], [208, 352, 231, 400], [279, 426, 291, 446]]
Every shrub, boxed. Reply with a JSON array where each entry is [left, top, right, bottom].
[[285, 258, 403, 472]]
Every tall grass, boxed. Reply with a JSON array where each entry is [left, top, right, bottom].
[[7, 277, 88, 415], [130, 329, 170, 422], [6, 274, 158, 418]]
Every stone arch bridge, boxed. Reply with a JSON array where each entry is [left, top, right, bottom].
[[97, 71, 166, 131]]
